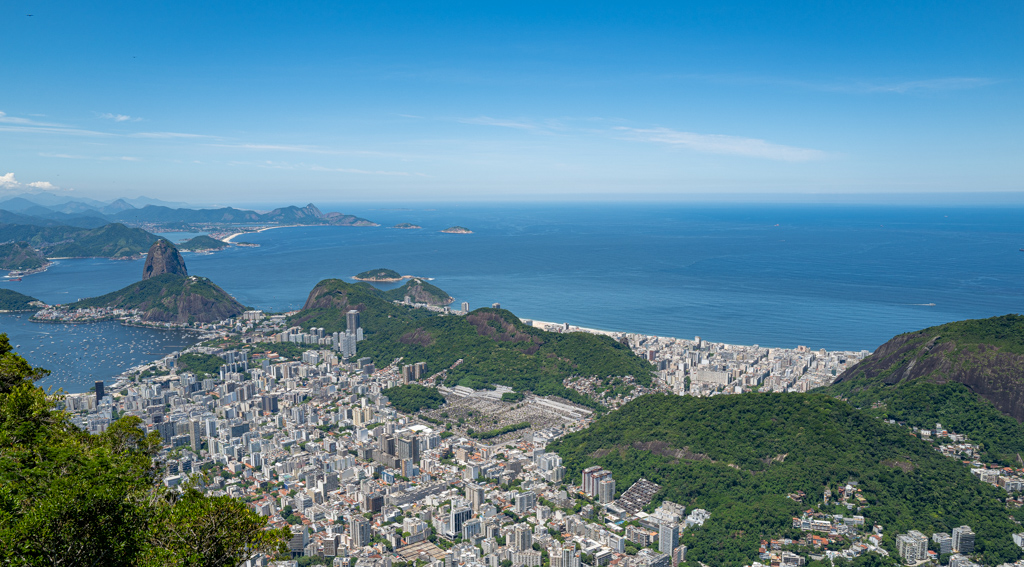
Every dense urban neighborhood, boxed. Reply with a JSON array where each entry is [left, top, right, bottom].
[[55, 300, 1024, 567]]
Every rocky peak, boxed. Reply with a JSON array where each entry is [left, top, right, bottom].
[[142, 239, 188, 280]]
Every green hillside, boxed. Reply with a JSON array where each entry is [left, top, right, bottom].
[[286, 278, 432, 333], [0, 242, 46, 270], [354, 268, 402, 281], [0, 222, 158, 259], [177, 235, 228, 251], [383, 384, 446, 413], [0, 338, 287, 564], [289, 279, 652, 408], [357, 308, 652, 409], [380, 278, 453, 306], [70, 273, 245, 323], [821, 314, 1024, 466], [549, 393, 1022, 567], [0, 289, 42, 311]]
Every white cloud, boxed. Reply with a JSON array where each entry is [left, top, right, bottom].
[[0, 172, 19, 188], [0, 172, 67, 191], [99, 112, 141, 122], [615, 127, 827, 162]]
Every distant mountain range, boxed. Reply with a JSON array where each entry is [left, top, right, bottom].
[[0, 193, 377, 229], [0, 194, 377, 263]]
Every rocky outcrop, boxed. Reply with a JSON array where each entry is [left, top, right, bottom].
[[142, 239, 187, 280], [396, 279, 454, 306], [834, 319, 1024, 422]]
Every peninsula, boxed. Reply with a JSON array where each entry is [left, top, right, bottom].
[[0, 242, 48, 271], [36, 239, 245, 325]]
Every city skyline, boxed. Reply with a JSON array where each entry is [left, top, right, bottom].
[[1, 1, 1022, 203]]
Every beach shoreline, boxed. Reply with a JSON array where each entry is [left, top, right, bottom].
[[222, 224, 298, 243]]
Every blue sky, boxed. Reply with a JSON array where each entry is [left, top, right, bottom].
[[1, 1, 1021, 204]]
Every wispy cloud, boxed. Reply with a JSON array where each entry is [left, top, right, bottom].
[[309, 165, 427, 177], [458, 116, 539, 130], [0, 111, 68, 128], [214, 143, 339, 154], [39, 152, 140, 161], [228, 160, 426, 177], [209, 143, 413, 159], [615, 127, 827, 162], [98, 112, 142, 122], [842, 77, 996, 94], [131, 131, 213, 139], [664, 74, 996, 94]]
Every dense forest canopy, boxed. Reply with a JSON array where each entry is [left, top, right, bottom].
[[549, 393, 1022, 567], [0, 334, 288, 565]]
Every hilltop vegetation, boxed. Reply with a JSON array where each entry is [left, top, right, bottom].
[[549, 393, 1022, 567], [289, 279, 652, 408], [177, 235, 228, 251], [354, 268, 402, 281], [358, 308, 652, 409], [0, 335, 287, 564], [0, 289, 42, 311], [821, 314, 1024, 466], [70, 273, 246, 323], [380, 278, 453, 306], [382, 384, 446, 413], [0, 242, 47, 270], [176, 353, 226, 377], [287, 279, 434, 334]]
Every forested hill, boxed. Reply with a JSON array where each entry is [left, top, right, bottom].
[[70, 273, 246, 323], [0, 242, 47, 270], [0, 222, 158, 259], [821, 314, 1024, 466], [287, 278, 432, 333], [548, 393, 1021, 567], [0, 289, 42, 311], [380, 278, 453, 306], [289, 279, 653, 408]]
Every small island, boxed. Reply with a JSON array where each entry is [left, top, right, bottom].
[[441, 226, 473, 234], [392, 223, 422, 230], [353, 268, 406, 282], [177, 235, 229, 252]]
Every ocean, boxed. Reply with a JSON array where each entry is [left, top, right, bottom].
[[3, 203, 1022, 393]]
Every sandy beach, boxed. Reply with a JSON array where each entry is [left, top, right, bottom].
[[527, 318, 620, 337], [222, 225, 298, 243]]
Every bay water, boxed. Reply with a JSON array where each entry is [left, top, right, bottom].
[[3, 203, 1022, 393]]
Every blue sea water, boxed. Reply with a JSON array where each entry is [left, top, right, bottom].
[[2, 203, 1022, 393]]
